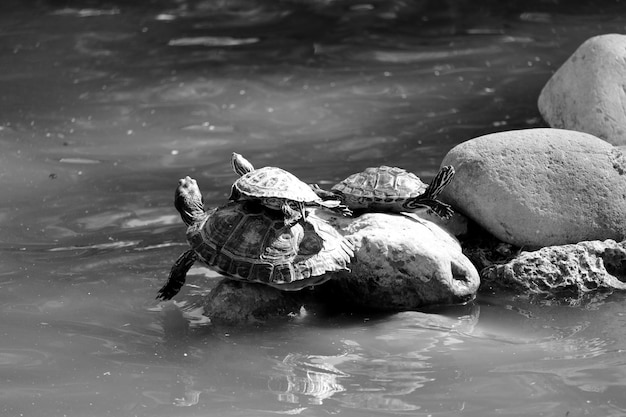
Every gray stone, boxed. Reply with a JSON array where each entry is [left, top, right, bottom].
[[316, 212, 480, 310], [203, 279, 305, 325], [538, 34, 626, 145], [483, 239, 626, 297], [441, 128, 626, 247], [200, 211, 479, 323]]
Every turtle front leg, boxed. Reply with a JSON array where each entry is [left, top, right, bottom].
[[156, 249, 198, 301], [403, 197, 454, 219], [281, 201, 306, 227], [425, 165, 455, 199]]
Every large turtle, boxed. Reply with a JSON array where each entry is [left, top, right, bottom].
[[312, 165, 456, 219], [156, 176, 354, 300], [229, 153, 351, 227]]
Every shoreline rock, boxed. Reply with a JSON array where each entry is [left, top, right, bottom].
[[316, 212, 480, 311], [441, 128, 626, 248], [482, 239, 626, 299], [538, 34, 626, 146]]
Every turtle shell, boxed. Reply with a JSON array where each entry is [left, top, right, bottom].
[[332, 166, 428, 211], [187, 201, 353, 290], [232, 166, 321, 203]]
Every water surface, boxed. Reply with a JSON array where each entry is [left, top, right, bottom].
[[2, 0, 626, 416]]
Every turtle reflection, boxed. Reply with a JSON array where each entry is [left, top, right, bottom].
[[268, 353, 353, 405]]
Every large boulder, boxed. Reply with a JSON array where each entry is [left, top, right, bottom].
[[316, 212, 480, 310], [200, 211, 480, 323], [538, 34, 626, 145], [441, 128, 626, 248], [482, 239, 626, 298]]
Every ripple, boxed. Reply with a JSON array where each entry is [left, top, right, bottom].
[[48, 240, 140, 251], [0, 348, 51, 367], [58, 157, 102, 164], [168, 37, 259, 47], [268, 353, 353, 405], [122, 214, 179, 228], [51, 8, 120, 17], [357, 45, 502, 63]]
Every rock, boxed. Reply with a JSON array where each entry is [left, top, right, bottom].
[[315, 212, 480, 311], [538, 34, 626, 145], [482, 239, 626, 298], [200, 211, 480, 322], [203, 279, 305, 325], [440, 128, 626, 247]]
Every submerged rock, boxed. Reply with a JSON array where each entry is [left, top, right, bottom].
[[538, 34, 626, 145], [203, 279, 305, 325], [440, 128, 626, 248], [482, 239, 626, 297], [316, 212, 480, 311]]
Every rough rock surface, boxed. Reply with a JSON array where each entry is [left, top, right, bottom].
[[316, 212, 480, 311], [198, 211, 480, 323], [538, 34, 626, 145], [482, 239, 626, 297], [441, 128, 626, 247], [203, 279, 305, 325]]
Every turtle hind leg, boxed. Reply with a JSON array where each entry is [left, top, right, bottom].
[[403, 197, 454, 219], [316, 200, 353, 217], [309, 184, 338, 200], [425, 165, 455, 199], [156, 249, 197, 301]]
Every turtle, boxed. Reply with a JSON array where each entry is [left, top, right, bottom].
[[312, 165, 456, 219], [229, 152, 351, 227], [156, 176, 354, 300]]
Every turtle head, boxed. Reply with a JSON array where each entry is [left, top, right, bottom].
[[174, 176, 205, 226], [231, 152, 255, 176]]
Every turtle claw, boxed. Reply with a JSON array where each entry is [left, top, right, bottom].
[[404, 197, 454, 220], [426, 202, 454, 220], [318, 200, 353, 217]]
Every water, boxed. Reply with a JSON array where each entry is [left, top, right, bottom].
[[2, 0, 626, 415]]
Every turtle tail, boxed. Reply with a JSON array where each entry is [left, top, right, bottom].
[[424, 165, 455, 199], [156, 249, 197, 301]]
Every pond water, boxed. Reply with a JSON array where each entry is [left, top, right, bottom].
[[2, 0, 626, 416]]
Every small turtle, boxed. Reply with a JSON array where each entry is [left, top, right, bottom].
[[156, 176, 354, 300], [229, 153, 351, 227], [313, 165, 455, 219]]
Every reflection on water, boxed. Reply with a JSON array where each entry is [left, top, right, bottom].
[[2, 0, 626, 416], [269, 353, 349, 404]]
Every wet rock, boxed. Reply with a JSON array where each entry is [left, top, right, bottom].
[[440, 128, 626, 247], [482, 239, 626, 298], [199, 211, 479, 323], [203, 279, 305, 325], [538, 34, 626, 145], [459, 220, 521, 273], [316, 212, 480, 311]]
